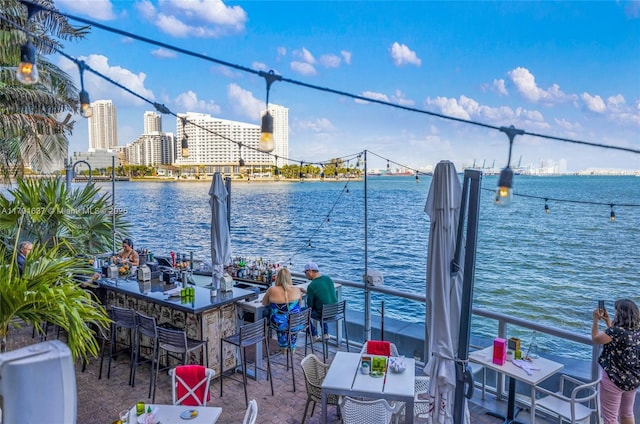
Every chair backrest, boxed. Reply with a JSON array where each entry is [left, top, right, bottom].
[[321, 300, 346, 322], [300, 354, 328, 398], [242, 399, 258, 424], [135, 312, 157, 338], [239, 318, 267, 348], [110, 306, 136, 328], [169, 365, 214, 406], [288, 308, 311, 334], [361, 341, 399, 357], [537, 375, 601, 423], [157, 326, 187, 351], [340, 396, 395, 424]]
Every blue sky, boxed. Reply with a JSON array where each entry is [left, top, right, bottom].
[[52, 0, 640, 172]]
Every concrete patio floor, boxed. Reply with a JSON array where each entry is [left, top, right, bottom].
[[4, 325, 560, 424]]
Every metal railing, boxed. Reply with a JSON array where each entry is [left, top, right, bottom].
[[292, 271, 599, 383]]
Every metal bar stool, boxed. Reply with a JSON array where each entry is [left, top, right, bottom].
[[151, 326, 208, 403], [284, 308, 313, 392], [220, 317, 274, 406], [320, 300, 349, 362], [131, 312, 158, 398], [99, 306, 137, 385]]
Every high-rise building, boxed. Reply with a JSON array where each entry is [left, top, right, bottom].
[[88, 100, 118, 150], [127, 133, 175, 166], [263, 104, 289, 165], [144, 111, 162, 134], [173, 112, 275, 172]]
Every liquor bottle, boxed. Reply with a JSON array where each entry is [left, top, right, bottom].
[[526, 331, 539, 359]]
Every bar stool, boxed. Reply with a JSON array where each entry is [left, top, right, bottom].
[[131, 312, 158, 398], [99, 306, 137, 385], [320, 300, 349, 362], [151, 326, 208, 402], [220, 317, 274, 406], [284, 308, 313, 392]]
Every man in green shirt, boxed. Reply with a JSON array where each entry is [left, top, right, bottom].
[[303, 262, 337, 341]]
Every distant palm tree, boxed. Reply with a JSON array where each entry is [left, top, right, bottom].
[[0, 0, 89, 181]]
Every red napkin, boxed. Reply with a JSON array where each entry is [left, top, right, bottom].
[[367, 340, 391, 356], [175, 365, 211, 406]]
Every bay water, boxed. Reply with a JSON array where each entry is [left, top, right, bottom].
[[98, 175, 638, 360]]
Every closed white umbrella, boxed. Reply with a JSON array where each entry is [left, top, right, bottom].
[[209, 172, 231, 287], [423, 160, 469, 424]]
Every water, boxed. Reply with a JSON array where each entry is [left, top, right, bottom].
[[97, 175, 639, 359]]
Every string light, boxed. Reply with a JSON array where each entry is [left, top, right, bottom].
[[415, 171, 419, 183], [610, 204, 616, 222], [299, 161, 304, 181], [180, 117, 189, 158], [544, 199, 549, 214], [17, 40, 38, 84], [258, 70, 282, 153], [238, 144, 245, 168], [274, 155, 279, 177], [495, 126, 525, 206], [386, 160, 390, 173], [77, 61, 92, 118]]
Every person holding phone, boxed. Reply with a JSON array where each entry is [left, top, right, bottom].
[[592, 298, 640, 424]]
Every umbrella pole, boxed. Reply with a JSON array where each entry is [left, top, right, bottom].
[[453, 169, 482, 424], [363, 150, 371, 341], [111, 155, 116, 255], [225, 176, 231, 231]]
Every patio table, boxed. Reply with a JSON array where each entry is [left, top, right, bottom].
[[469, 346, 564, 424], [127, 404, 222, 423], [321, 351, 415, 423]]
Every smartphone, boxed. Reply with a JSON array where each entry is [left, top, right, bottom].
[[598, 300, 605, 313]]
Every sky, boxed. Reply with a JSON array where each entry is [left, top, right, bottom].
[[51, 0, 640, 172]]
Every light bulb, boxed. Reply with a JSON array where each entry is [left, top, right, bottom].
[[79, 90, 92, 118], [259, 112, 275, 152], [495, 167, 513, 206], [16, 42, 38, 85], [610, 209, 616, 222], [181, 136, 189, 157], [544, 203, 549, 214]]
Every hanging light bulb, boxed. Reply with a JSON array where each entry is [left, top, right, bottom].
[[495, 166, 514, 206], [274, 166, 279, 176], [79, 90, 92, 118], [610, 205, 616, 222], [299, 162, 304, 180], [386, 160, 390, 173], [415, 171, 419, 183], [181, 135, 189, 157], [16, 41, 38, 85], [544, 200, 549, 214], [259, 111, 275, 152]]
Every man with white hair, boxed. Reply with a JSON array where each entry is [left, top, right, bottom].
[[17, 240, 33, 276], [303, 262, 337, 342]]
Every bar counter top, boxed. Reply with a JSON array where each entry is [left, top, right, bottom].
[[97, 276, 256, 314]]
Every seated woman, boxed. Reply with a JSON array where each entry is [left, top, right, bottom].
[[262, 268, 303, 353], [111, 238, 140, 267]]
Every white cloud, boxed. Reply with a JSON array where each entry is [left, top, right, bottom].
[[354, 91, 389, 105], [277, 47, 287, 59], [227, 83, 262, 120], [493, 79, 508, 96], [293, 48, 316, 64], [138, 0, 247, 38], [151, 48, 177, 59], [319, 54, 341, 68], [390, 90, 415, 106], [252, 62, 269, 72], [174, 91, 221, 114], [554, 118, 581, 132], [581, 92, 606, 113], [59, 54, 154, 106], [389, 42, 421, 66], [56, 0, 116, 20], [507, 67, 575, 105], [425, 96, 470, 120], [341, 50, 352, 65], [290, 61, 316, 76], [296, 117, 336, 132]]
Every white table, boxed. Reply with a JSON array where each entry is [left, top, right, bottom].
[[321, 351, 415, 423], [469, 346, 564, 424], [127, 404, 222, 423]]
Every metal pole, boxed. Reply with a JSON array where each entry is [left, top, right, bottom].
[[364, 150, 370, 341], [453, 169, 482, 424], [65, 158, 73, 189], [225, 176, 231, 231], [111, 155, 116, 255]]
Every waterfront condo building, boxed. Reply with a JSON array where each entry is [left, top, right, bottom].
[[144, 111, 162, 134], [88, 100, 118, 150], [173, 111, 287, 173], [124, 111, 175, 166]]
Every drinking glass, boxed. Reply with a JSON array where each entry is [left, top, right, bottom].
[[136, 402, 146, 416], [119, 409, 130, 424]]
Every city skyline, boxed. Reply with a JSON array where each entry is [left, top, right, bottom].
[[53, 1, 640, 172]]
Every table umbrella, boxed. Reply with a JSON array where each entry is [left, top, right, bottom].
[[208, 172, 231, 287], [423, 160, 469, 424]]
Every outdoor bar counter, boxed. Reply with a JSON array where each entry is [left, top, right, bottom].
[[96, 276, 256, 375]]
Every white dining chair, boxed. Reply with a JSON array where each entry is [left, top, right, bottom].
[[242, 399, 258, 424]]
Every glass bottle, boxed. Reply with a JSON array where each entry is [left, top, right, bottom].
[[526, 331, 539, 359]]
